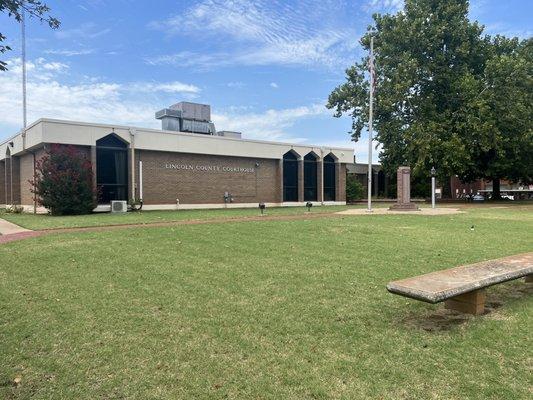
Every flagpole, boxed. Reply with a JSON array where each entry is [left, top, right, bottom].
[[21, 3, 27, 134], [367, 35, 374, 212]]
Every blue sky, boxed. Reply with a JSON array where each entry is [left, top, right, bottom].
[[0, 0, 531, 162]]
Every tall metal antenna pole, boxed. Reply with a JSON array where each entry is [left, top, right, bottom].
[[367, 36, 374, 212], [21, 3, 28, 133]]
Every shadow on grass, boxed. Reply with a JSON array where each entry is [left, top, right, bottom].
[[395, 281, 532, 333]]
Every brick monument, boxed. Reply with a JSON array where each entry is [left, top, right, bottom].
[[389, 166, 419, 211]]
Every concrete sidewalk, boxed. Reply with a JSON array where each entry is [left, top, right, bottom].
[[0, 218, 31, 235], [336, 207, 463, 216]]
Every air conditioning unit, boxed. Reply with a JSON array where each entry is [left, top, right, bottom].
[[111, 200, 128, 213]]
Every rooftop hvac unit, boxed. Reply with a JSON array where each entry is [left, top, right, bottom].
[[111, 200, 128, 213]]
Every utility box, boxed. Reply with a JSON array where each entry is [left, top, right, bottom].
[[169, 102, 211, 122]]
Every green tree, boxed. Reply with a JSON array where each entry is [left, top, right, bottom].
[[346, 174, 364, 202], [0, 0, 59, 71], [32, 145, 97, 215], [327, 0, 531, 198], [462, 37, 532, 198]]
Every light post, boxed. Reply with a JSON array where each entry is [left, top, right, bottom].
[[431, 167, 436, 209]]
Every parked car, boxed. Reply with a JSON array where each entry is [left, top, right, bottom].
[[501, 194, 515, 201], [472, 194, 485, 202]]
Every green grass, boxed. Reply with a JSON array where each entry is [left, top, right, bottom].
[[1, 205, 532, 399], [0, 205, 361, 230]]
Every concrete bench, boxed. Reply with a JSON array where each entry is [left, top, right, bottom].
[[387, 253, 533, 315]]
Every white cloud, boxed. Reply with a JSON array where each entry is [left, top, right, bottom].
[[128, 81, 201, 94], [55, 23, 110, 40], [313, 134, 381, 164], [44, 49, 95, 57], [269, 82, 278, 89], [212, 103, 329, 142], [483, 23, 532, 39], [226, 81, 245, 88], [365, 0, 403, 12], [147, 0, 357, 69], [40, 60, 69, 72], [0, 57, 333, 145], [0, 58, 201, 135]]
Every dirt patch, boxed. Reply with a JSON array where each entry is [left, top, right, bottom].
[[337, 207, 463, 216], [400, 308, 473, 332], [0, 231, 45, 245], [0, 211, 346, 245], [398, 282, 532, 332]]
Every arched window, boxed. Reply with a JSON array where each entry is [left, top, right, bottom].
[[5, 147, 12, 205], [323, 154, 336, 201], [283, 151, 299, 202], [304, 152, 318, 201], [96, 134, 128, 203]]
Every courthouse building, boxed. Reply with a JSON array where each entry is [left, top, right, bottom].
[[0, 102, 352, 211]]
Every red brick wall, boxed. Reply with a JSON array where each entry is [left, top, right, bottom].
[[6, 145, 348, 207], [137, 150, 281, 205], [337, 164, 347, 202], [450, 176, 485, 199], [19, 153, 35, 205], [10, 156, 21, 204], [0, 160, 5, 204]]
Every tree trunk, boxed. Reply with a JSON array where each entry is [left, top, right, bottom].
[[492, 178, 501, 200]]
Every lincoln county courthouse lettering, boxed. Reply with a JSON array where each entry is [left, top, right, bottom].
[[1, 102, 352, 211], [164, 163, 256, 174]]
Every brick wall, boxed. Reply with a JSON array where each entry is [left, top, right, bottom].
[[0, 160, 5, 204], [137, 150, 281, 205], [337, 163, 347, 202], [5, 145, 348, 208], [450, 176, 485, 199], [19, 153, 34, 205], [10, 156, 21, 204]]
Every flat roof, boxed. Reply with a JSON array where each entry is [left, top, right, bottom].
[[1, 118, 354, 163]]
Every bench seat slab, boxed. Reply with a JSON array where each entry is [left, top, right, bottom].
[[387, 253, 533, 304]]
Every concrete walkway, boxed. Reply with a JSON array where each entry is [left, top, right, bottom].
[[336, 207, 463, 216], [0, 218, 31, 235], [0, 218, 40, 245]]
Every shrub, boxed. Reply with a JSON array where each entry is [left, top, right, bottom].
[[5, 205, 24, 214], [32, 145, 97, 215], [346, 175, 364, 202]]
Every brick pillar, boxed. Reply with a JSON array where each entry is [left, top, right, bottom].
[[90, 146, 97, 201], [11, 156, 21, 204], [445, 289, 486, 315], [5, 154, 11, 205], [278, 159, 284, 203], [338, 164, 346, 202], [298, 158, 304, 202], [317, 159, 323, 203], [0, 160, 5, 205], [335, 162, 342, 202], [128, 147, 135, 201]]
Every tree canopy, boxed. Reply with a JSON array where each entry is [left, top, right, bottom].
[[0, 0, 59, 71], [327, 0, 532, 195]]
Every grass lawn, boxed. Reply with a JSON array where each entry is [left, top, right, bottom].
[[0, 204, 361, 230], [1, 205, 532, 399]]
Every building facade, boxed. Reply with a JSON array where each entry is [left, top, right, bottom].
[[346, 162, 392, 199], [1, 104, 352, 211]]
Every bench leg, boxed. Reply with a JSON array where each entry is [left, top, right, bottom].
[[525, 275, 533, 283], [445, 289, 486, 315]]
